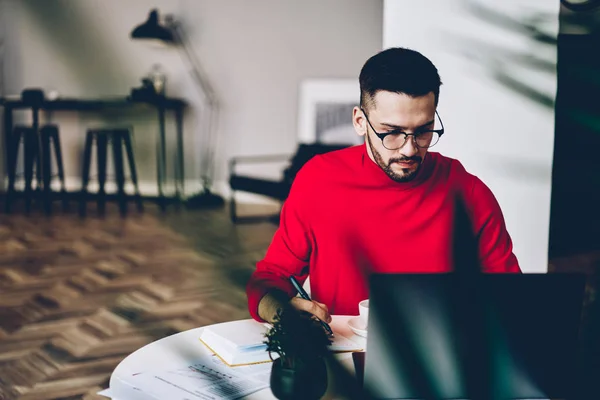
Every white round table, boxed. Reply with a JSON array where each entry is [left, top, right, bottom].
[[108, 315, 366, 399]]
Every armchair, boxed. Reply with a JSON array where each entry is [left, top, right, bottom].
[[228, 143, 349, 222]]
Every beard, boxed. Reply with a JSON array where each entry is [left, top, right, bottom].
[[366, 133, 423, 183]]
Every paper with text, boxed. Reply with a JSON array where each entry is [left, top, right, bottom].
[[127, 355, 270, 400]]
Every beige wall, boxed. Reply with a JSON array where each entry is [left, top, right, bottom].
[[2, 0, 383, 197]]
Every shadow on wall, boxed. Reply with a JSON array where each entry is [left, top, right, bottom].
[[449, 0, 600, 145], [432, 0, 559, 186], [20, 0, 138, 95], [447, 0, 558, 109], [448, 3, 600, 397], [439, 0, 600, 257]]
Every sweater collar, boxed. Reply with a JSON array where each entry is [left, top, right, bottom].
[[360, 143, 435, 190]]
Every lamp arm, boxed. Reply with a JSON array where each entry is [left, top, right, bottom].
[[168, 18, 220, 190], [170, 22, 218, 108]]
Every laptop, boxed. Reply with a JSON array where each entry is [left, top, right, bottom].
[[364, 273, 586, 399]]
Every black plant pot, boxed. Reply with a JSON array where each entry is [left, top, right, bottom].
[[270, 357, 328, 400]]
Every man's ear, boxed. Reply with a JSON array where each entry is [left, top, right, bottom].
[[353, 106, 367, 138]]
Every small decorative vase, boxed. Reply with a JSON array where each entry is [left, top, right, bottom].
[[270, 357, 328, 400], [148, 64, 166, 96]]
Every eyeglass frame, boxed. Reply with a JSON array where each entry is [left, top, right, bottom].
[[361, 107, 445, 150]]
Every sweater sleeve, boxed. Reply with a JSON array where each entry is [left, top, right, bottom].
[[246, 158, 317, 321], [467, 177, 521, 273]]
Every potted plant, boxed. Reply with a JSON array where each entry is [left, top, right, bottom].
[[264, 309, 333, 399]]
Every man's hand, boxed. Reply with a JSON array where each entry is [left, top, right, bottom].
[[258, 290, 332, 324], [290, 297, 332, 324]]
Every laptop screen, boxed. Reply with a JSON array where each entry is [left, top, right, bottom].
[[364, 273, 585, 399]]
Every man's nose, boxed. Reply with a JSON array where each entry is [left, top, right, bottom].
[[399, 135, 419, 157]]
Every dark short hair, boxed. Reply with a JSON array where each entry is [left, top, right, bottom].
[[359, 47, 442, 110]]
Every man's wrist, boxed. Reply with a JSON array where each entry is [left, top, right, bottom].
[[257, 290, 291, 323]]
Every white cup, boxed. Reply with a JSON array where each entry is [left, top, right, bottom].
[[359, 299, 369, 328]]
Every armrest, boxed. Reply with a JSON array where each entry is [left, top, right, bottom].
[[229, 153, 291, 175]]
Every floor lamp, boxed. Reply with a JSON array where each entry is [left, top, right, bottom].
[[131, 9, 224, 208]]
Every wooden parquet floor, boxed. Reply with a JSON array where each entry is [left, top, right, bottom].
[[1, 198, 599, 400], [0, 200, 279, 400]]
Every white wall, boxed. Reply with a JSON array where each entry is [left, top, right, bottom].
[[384, 0, 560, 273], [3, 0, 383, 198]]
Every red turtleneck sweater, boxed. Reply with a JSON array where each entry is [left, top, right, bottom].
[[246, 144, 521, 321]]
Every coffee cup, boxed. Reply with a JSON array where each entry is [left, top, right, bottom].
[[359, 299, 369, 328]]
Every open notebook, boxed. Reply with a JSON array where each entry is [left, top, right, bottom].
[[199, 319, 363, 367]]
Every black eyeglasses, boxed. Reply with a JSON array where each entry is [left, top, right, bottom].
[[361, 108, 445, 150]]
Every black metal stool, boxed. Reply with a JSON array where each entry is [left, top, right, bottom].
[[79, 128, 143, 216], [5, 124, 68, 214]]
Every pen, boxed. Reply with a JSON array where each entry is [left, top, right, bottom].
[[289, 275, 334, 336]]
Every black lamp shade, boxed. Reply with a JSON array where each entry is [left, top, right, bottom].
[[131, 9, 174, 43]]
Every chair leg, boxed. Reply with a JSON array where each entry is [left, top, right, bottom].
[[40, 128, 53, 215], [32, 108, 43, 192], [122, 130, 143, 212], [23, 128, 39, 214], [79, 132, 94, 217], [230, 190, 238, 223], [111, 132, 127, 217], [5, 129, 23, 213], [50, 128, 69, 211], [96, 134, 108, 215]]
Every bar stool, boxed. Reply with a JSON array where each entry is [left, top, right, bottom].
[[5, 124, 68, 214], [79, 128, 143, 216]]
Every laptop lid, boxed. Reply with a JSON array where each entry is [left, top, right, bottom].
[[364, 273, 585, 399]]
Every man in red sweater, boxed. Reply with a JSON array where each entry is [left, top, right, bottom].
[[247, 47, 521, 324]]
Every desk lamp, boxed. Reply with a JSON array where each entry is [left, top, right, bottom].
[[131, 9, 224, 208]]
